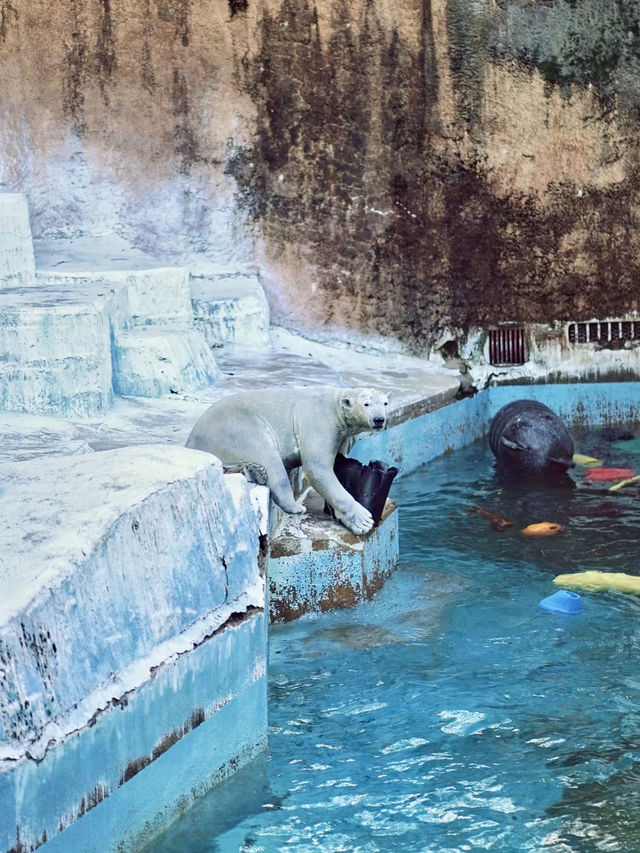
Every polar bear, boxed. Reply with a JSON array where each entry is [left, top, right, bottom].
[[185, 386, 390, 534]]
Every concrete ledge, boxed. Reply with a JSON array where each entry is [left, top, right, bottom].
[[352, 393, 489, 472], [0, 194, 35, 286], [112, 327, 220, 396], [0, 448, 269, 853], [268, 498, 399, 623], [0, 285, 114, 417], [191, 273, 270, 348]]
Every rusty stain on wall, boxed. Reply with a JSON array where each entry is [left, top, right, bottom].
[[269, 500, 398, 622], [121, 706, 205, 784]]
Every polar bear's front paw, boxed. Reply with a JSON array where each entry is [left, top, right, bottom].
[[336, 502, 374, 535]]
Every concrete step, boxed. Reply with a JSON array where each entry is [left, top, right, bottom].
[[112, 327, 220, 397], [0, 223, 226, 415], [0, 192, 36, 285], [191, 270, 270, 348], [269, 493, 399, 622], [34, 234, 194, 330], [0, 282, 114, 417], [0, 446, 268, 853]]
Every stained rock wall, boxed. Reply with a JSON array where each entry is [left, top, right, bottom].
[[1, 0, 638, 352]]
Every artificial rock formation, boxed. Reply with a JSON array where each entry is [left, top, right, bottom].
[[0, 0, 638, 353]]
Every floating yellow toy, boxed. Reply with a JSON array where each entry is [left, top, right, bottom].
[[573, 453, 602, 467], [554, 570, 640, 595], [608, 474, 640, 492], [521, 522, 565, 537]]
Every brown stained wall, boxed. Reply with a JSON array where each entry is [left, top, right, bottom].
[[1, 0, 639, 351], [234, 0, 640, 350]]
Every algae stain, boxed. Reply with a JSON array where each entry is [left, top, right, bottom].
[[0, 1, 18, 42], [157, 0, 190, 46], [171, 65, 199, 174], [229, 0, 248, 16], [95, 0, 117, 86], [62, 22, 89, 135], [121, 707, 207, 784], [229, 0, 640, 351]]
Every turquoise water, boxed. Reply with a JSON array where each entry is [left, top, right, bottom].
[[150, 430, 640, 852]]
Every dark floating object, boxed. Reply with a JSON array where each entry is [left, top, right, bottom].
[[489, 399, 575, 475], [325, 454, 399, 526], [468, 505, 514, 532], [599, 427, 635, 442], [570, 501, 626, 519]]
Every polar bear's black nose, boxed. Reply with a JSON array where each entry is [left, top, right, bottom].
[[373, 416, 385, 430]]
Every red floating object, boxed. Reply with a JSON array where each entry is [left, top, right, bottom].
[[585, 467, 636, 482]]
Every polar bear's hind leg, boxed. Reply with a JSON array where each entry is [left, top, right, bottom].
[[256, 447, 306, 515]]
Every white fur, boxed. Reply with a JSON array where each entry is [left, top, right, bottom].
[[185, 386, 390, 534]]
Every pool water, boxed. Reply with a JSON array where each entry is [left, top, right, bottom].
[[150, 429, 640, 853]]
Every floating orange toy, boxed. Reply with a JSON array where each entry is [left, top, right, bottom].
[[521, 522, 565, 537], [585, 467, 635, 483]]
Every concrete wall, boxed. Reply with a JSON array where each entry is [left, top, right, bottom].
[[1, 1, 639, 353]]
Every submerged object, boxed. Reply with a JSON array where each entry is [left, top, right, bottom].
[[554, 570, 640, 595], [468, 505, 514, 532], [585, 467, 636, 483], [489, 399, 575, 475], [569, 500, 626, 519], [326, 454, 399, 526], [521, 521, 565, 537], [539, 589, 583, 614], [600, 427, 635, 442]]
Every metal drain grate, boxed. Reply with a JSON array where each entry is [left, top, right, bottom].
[[488, 327, 527, 366], [567, 320, 640, 344]]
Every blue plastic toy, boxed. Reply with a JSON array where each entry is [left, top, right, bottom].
[[538, 589, 583, 615]]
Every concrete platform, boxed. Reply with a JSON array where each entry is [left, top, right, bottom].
[[0, 446, 269, 853], [191, 271, 270, 348], [268, 496, 399, 622], [0, 332, 464, 462]]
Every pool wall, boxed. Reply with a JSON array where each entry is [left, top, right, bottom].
[[268, 500, 399, 622], [353, 382, 640, 472]]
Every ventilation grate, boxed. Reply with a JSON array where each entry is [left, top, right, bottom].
[[567, 320, 640, 344], [488, 327, 527, 366]]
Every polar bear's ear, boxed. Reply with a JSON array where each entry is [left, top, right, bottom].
[[341, 396, 353, 408]]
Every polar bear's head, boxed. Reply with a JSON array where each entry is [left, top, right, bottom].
[[341, 388, 390, 432]]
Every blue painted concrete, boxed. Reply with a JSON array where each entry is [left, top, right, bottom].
[[268, 504, 399, 621], [352, 393, 489, 472], [12, 619, 267, 853], [485, 382, 640, 429], [0, 449, 267, 853]]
